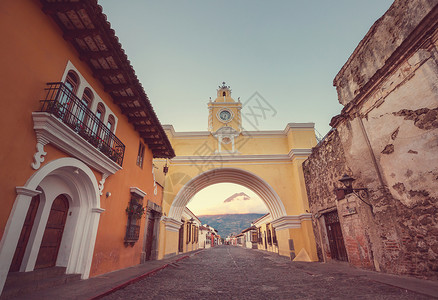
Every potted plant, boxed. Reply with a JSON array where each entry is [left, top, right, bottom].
[[125, 202, 145, 219]]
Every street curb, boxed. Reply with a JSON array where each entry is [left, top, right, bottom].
[[89, 255, 190, 300]]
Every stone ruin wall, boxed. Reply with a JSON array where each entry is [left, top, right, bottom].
[[333, 0, 438, 106], [303, 130, 375, 270], [342, 44, 438, 278], [305, 0, 438, 279]]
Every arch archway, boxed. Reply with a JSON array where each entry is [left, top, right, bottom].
[[0, 158, 102, 291], [168, 168, 287, 222]]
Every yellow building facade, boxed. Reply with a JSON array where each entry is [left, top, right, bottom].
[[156, 83, 318, 261]]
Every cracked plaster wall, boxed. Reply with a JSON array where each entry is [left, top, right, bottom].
[[305, 1, 438, 279]]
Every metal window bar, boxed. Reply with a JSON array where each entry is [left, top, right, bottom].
[[125, 224, 140, 241], [39, 82, 125, 166]]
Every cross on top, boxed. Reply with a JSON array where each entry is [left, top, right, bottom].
[[219, 82, 230, 89]]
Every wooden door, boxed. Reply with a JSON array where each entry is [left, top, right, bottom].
[[325, 211, 348, 262], [35, 195, 69, 269], [145, 216, 155, 261], [178, 225, 184, 253], [9, 195, 40, 272]]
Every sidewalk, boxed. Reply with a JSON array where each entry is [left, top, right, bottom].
[[254, 248, 438, 299], [7, 249, 203, 300]]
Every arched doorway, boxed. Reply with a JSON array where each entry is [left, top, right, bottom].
[[0, 158, 102, 292], [35, 194, 69, 269], [9, 195, 40, 273]]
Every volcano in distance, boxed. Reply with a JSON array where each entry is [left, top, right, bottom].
[[197, 213, 265, 238]]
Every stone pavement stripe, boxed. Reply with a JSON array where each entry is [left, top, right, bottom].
[[90, 255, 190, 300]]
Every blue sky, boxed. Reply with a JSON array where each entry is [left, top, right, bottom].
[[100, 0, 393, 215]]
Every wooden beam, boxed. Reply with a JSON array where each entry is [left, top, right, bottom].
[[63, 29, 101, 40], [148, 145, 165, 150], [135, 124, 155, 132], [130, 117, 153, 124], [112, 96, 139, 104], [122, 106, 146, 114], [93, 68, 123, 77], [42, 2, 84, 14], [80, 50, 113, 60], [104, 83, 132, 93], [143, 138, 163, 144], [141, 133, 160, 139]]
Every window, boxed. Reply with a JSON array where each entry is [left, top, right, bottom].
[[91, 103, 105, 137], [107, 115, 115, 132], [258, 227, 262, 244], [186, 222, 191, 244], [103, 114, 115, 146], [222, 91, 226, 96], [251, 231, 258, 243], [58, 71, 79, 119], [76, 88, 93, 126], [272, 227, 278, 246], [267, 224, 272, 245], [124, 195, 144, 246], [65, 71, 79, 95], [192, 226, 198, 244], [136, 142, 145, 168]]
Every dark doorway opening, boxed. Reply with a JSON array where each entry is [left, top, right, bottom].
[[9, 195, 41, 272], [324, 210, 348, 262], [178, 224, 184, 253], [35, 195, 69, 269]]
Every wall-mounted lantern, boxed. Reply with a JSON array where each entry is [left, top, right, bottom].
[[338, 174, 355, 195], [163, 160, 169, 175], [335, 174, 373, 213]]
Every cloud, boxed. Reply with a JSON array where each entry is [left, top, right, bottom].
[[223, 192, 250, 203], [186, 183, 269, 215]]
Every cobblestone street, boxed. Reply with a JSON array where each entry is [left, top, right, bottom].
[[102, 246, 432, 300]]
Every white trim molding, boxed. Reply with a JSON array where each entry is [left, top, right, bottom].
[[0, 158, 102, 294], [130, 187, 147, 199], [16, 187, 42, 197], [32, 112, 122, 175], [288, 149, 313, 160], [253, 213, 273, 227], [161, 216, 183, 232], [271, 213, 313, 231], [170, 151, 312, 164]]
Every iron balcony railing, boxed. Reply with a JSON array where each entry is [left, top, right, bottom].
[[39, 82, 125, 166]]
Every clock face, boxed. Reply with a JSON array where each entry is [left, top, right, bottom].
[[219, 110, 232, 122]]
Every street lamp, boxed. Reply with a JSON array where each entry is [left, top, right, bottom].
[[335, 174, 373, 212], [163, 160, 169, 175], [338, 174, 355, 195]]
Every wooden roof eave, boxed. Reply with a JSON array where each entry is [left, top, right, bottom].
[[40, 0, 175, 159]]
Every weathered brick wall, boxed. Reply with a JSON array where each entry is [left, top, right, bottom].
[[302, 130, 350, 261], [307, 0, 438, 279], [329, 0, 438, 279]]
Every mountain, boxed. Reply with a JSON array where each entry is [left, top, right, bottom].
[[223, 192, 250, 203], [197, 213, 265, 238]]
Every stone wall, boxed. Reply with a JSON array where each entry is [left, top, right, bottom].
[[303, 130, 374, 270], [333, 0, 438, 105], [304, 0, 438, 279]]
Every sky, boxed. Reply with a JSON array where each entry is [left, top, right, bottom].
[[186, 184, 268, 216], [100, 1, 394, 215]]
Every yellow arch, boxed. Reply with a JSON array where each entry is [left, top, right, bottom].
[[168, 167, 287, 221]]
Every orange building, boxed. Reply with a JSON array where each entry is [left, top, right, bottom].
[[0, 0, 174, 295]]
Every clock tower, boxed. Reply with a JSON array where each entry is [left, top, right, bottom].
[[208, 82, 242, 153]]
